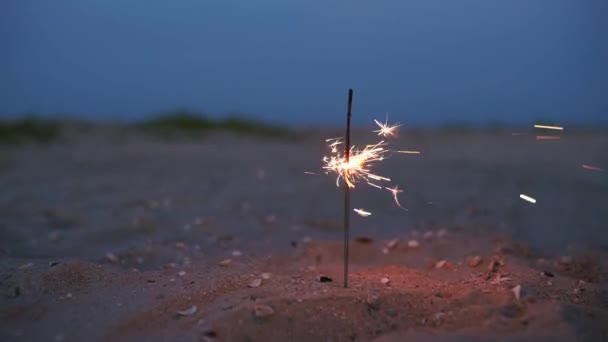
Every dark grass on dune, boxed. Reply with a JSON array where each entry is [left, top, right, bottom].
[[137, 110, 297, 140], [0, 111, 298, 144], [0, 118, 61, 144]]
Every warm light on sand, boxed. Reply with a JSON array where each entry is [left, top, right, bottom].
[[519, 194, 537, 204], [536, 135, 561, 140], [353, 208, 372, 217], [534, 124, 564, 131]]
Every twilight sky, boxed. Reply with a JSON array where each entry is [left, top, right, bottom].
[[2, 0, 607, 125]]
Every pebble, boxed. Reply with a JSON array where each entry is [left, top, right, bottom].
[[437, 228, 448, 238], [253, 304, 275, 318], [423, 231, 434, 240], [559, 256, 573, 265], [178, 271, 187, 277], [261, 272, 271, 280], [177, 305, 197, 316], [512, 284, 521, 301], [219, 259, 232, 267], [407, 240, 420, 248], [105, 252, 119, 263], [434, 260, 447, 269], [380, 277, 390, 285], [355, 236, 373, 244], [231, 250, 243, 257], [318, 276, 333, 283], [467, 256, 483, 268], [541, 270, 554, 278], [386, 239, 399, 249], [366, 294, 380, 309], [248, 278, 263, 288]]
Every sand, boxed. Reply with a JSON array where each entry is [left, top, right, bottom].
[[1, 128, 607, 341]]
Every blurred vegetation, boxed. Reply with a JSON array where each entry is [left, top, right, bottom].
[[137, 110, 295, 140], [0, 118, 61, 144]]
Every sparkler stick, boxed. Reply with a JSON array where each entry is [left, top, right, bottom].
[[344, 89, 353, 288]]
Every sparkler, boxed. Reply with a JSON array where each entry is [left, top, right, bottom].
[[343, 89, 353, 288], [311, 90, 415, 288]]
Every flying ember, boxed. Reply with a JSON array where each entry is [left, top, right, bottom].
[[534, 124, 564, 131], [519, 194, 537, 204], [353, 208, 372, 217]]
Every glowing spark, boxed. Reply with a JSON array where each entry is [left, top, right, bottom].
[[374, 118, 401, 138], [536, 135, 561, 140], [354, 208, 372, 217], [396, 150, 421, 154], [316, 118, 409, 212], [386, 185, 408, 211], [519, 194, 536, 204], [323, 140, 392, 189], [582, 164, 604, 172], [303, 171, 318, 175], [534, 124, 564, 131]]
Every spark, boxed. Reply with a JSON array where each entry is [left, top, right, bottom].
[[317, 118, 410, 212], [519, 194, 537, 204], [353, 208, 372, 217], [374, 118, 401, 138], [534, 124, 564, 131], [322, 139, 392, 189], [582, 164, 604, 172], [386, 185, 408, 211], [536, 135, 561, 140]]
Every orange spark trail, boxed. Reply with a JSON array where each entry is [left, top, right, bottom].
[[582, 164, 604, 172]]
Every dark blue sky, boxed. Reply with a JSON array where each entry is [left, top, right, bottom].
[[2, 0, 607, 125]]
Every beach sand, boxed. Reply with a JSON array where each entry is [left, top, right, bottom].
[[1, 128, 607, 341]]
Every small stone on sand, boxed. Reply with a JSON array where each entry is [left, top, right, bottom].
[[105, 252, 119, 263], [407, 240, 420, 248], [318, 276, 332, 283], [435, 260, 447, 269], [386, 239, 399, 249], [467, 256, 483, 267], [248, 278, 263, 288], [177, 305, 197, 316], [380, 277, 390, 285], [261, 272, 271, 280], [219, 258, 232, 267], [253, 303, 275, 318], [512, 284, 521, 301], [232, 250, 243, 257]]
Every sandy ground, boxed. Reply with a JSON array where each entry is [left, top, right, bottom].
[[1, 128, 607, 341]]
